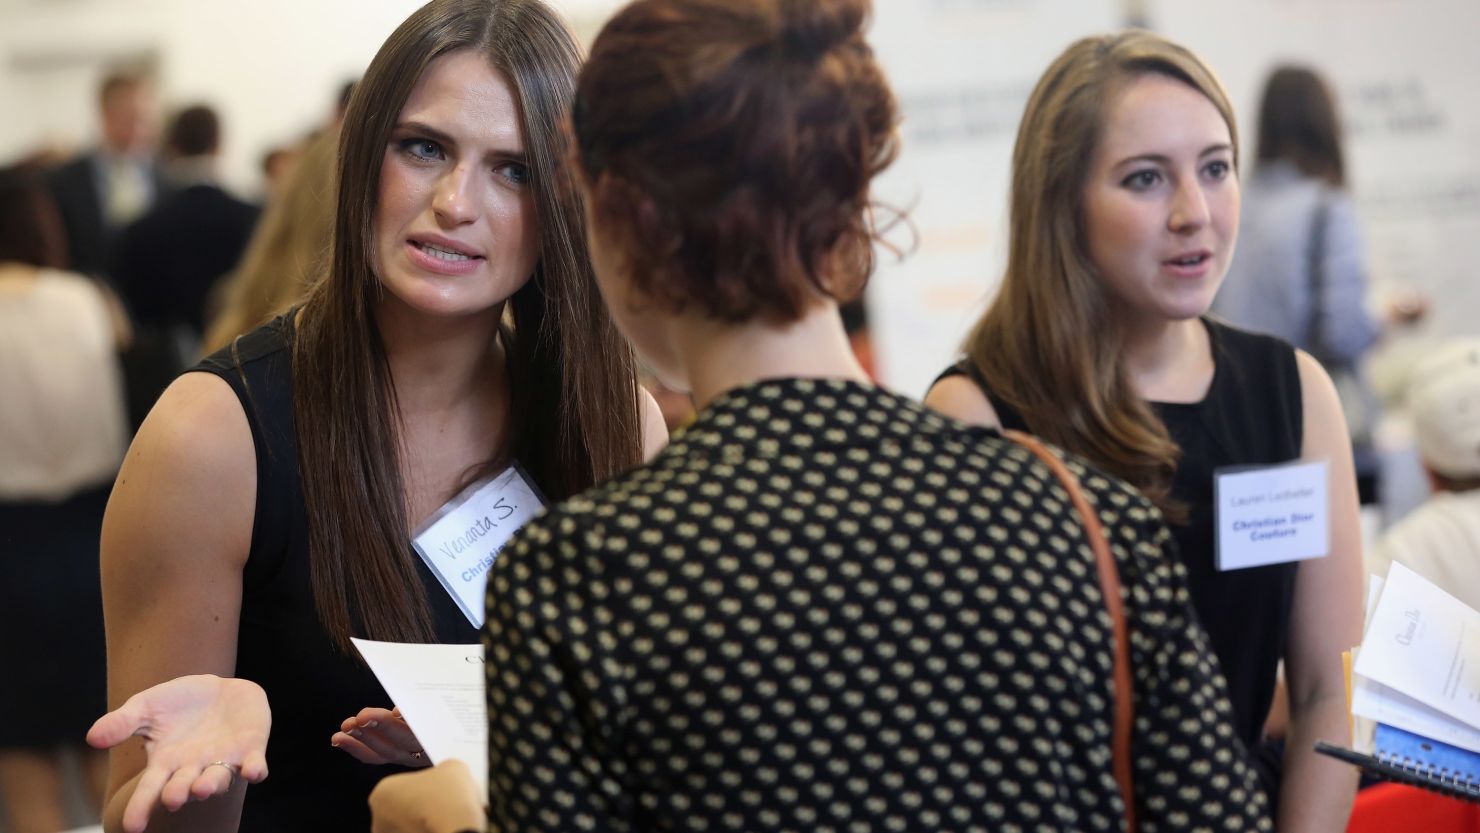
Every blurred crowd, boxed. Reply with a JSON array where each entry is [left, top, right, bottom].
[[0, 70, 346, 833]]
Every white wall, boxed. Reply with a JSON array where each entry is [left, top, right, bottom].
[[1148, 0, 1480, 352]]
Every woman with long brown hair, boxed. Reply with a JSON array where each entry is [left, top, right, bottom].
[[86, 1, 664, 831], [366, 3, 1272, 831], [926, 32, 1362, 831]]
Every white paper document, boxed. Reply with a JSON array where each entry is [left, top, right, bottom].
[[1354, 562, 1480, 732], [1353, 674, 1480, 754], [350, 639, 487, 793], [1364, 574, 1385, 633]]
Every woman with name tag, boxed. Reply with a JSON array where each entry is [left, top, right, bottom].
[[365, 2, 1273, 831], [925, 32, 1363, 830], [85, 1, 666, 831]]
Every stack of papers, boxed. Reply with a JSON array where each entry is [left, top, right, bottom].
[[1353, 563, 1480, 756], [1319, 562, 1480, 801]]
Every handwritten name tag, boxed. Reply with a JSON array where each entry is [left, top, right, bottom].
[[1214, 459, 1330, 571], [412, 465, 546, 627]]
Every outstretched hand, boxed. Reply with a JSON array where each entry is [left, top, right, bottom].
[[87, 674, 271, 833], [332, 706, 431, 768]]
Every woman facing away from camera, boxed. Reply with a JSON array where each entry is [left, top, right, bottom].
[[926, 32, 1362, 832], [365, 2, 1273, 831], [0, 168, 128, 833], [85, 1, 665, 831]]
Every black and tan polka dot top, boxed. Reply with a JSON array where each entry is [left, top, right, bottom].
[[482, 378, 1272, 833]]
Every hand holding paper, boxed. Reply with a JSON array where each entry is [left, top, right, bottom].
[[351, 639, 487, 793], [333, 706, 432, 768]]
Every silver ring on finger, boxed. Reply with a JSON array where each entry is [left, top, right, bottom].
[[206, 760, 240, 787]]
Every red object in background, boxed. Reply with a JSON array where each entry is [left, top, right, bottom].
[[1346, 783, 1480, 833]]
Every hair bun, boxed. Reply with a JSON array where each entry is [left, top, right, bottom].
[[776, 0, 867, 62]]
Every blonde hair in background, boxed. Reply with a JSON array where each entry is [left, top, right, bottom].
[[202, 126, 338, 354], [962, 30, 1236, 520]]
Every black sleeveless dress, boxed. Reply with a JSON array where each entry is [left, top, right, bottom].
[[194, 315, 481, 832], [938, 318, 1303, 800]]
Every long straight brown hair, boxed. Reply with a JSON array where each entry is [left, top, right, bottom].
[[293, 0, 643, 651], [962, 31, 1237, 520]]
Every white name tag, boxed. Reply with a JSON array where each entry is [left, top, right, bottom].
[[1214, 459, 1330, 571], [412, 465, 546, 627]]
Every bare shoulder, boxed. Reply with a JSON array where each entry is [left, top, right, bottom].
[[923, 373, 1002, 430], [639, 386, 670, 461], [1293, 348, 1338, 395], [1291, 349, 1347, 457], [105, 371, 256, 581]]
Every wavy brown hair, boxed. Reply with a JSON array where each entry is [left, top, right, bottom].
[[962, 31, 1237, 520], [572, 0, 899, 324], [293, 0, 642, 651]]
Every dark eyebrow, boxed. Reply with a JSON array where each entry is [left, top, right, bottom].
[[393, 120, 527, 164], [1113, 143, 1234, 169], [395, 120, 455, 148]]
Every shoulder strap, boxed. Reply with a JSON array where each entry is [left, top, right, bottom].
[[1004, 429, 1136, 830]]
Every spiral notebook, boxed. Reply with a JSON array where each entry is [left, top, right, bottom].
[[1317, 725, 1480, 804], [1318, 563, 1480, 804]]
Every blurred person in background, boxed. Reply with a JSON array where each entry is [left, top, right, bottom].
[[1212, 66, 1425, 505], [111, 104, 261, 428], [259, 144, 303, 202], [115, 104, 261, 344], [45, 70, 165, 277], [0, 167, 130, 833], [203, 126, 338, 354], [1367, 339, 1480, 611]]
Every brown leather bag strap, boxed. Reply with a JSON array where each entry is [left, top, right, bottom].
[[1005, 429, 1136, 830]]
